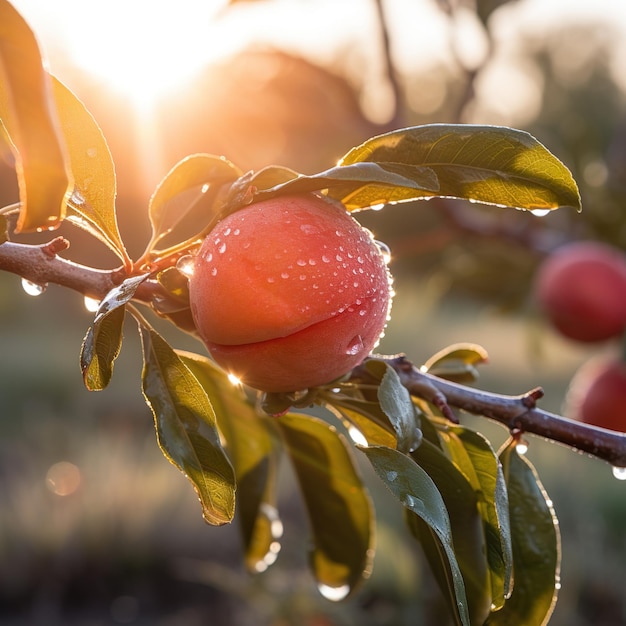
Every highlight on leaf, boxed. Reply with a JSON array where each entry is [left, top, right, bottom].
[[145, 154, 242, 258], [334, 124, 582, 213], [138, 322, 236, 527], [177, 350, 283, 574], [0, 0, 72, 233], [277, 413, 374, 599], [51, 77, 131, 267], [80, 273, 150, 391]]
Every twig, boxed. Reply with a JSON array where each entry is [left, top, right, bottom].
[[358, 354, 626, 468], [373, 0, 404, 129], [0, 239, 161, 304], [2, 238, 625, 468]]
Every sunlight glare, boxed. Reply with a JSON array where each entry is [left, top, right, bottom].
[[227, 373, 242, 386], [15, 0, 232, 112]]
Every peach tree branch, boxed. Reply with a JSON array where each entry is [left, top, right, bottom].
[[358, 355, 626, 468], [1, 238, 624, 468]]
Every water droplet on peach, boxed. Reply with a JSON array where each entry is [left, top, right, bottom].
[[346, 335, 364, 356]]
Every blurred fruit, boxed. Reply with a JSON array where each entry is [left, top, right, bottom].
[[565, 356, 626, 432], [534, 241, 626, 343], [189, 194, 392, 392]]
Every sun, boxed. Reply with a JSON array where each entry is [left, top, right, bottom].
[[12, 0, 235, 112]]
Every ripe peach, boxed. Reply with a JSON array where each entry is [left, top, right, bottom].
[[534, 241, 626, 343], [564, 356, 626, 432], [189, 194, 392, 392]]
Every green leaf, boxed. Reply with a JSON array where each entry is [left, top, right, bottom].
[[80, 273, 149, 391], [410, 440, 492, 625], [361, 445, 471, 626], [0, 1, 72, 233], [328, 399, 397, 449], [423, 343, 489, 384], [51, 77, 130, 265], [335, 124, 582, 213], [251, 161, 439, 208], [178, 350, 282, 572], [443, 426, 513, 610], [366, 360, 423, 453], [139, 325, 236, 526], [486, 440, 560, 626], [277, 413, 374, 598], [147, 154, 241, 252]]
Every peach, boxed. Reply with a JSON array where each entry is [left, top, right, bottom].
[[565, 356, 626, 432], [189, 194, 392, 392], [534, 241, 626, 343]]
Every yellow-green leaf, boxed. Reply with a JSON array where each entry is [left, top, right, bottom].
[[251, 161, 439, 209], [178, 350, 282, 573], [0, 0, 71, 232], [362, 444, 471, 626], [487, 439, 560, 625], [51, 77, 129, 265], [423, 343, 489, 384], [443, 426, 513, 610], [335, 124, 582, 213], [147, 154, 241, 253], [139, 326, 236, 526], [80, 273, 149, 391], [410, 440, 492, 625], [277, 413, 374, 598]]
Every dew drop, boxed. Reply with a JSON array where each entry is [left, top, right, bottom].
[[299, 274, 307, 281], [211, 267, 217, 276], [84, 295, 100, 313], [218, 242, 227, 254], [531, 208, 551, 217], [318, 583, 351, 602], [267, 276, 276, 284], [612, 466, 626, 480], [70, 189, 86, 206], [387, 470, 398, 482], [370, 203, 385, 211], [86, 147, 98, 158], [252, 504, 284, 572], [201, 183, 210, 193], [21, 278, 47, 296], [296, 259, 307, 267], [176, 255, 195, 278], [348, 425, 368, 446], [336, 254, 343, 262], [345, 335, 364, 356], [281, 272, 289, 279], [233, 228, 240, 235], [308, 258, 317, 266], [374, 240, 392, 264], [223, 227, 231, 236], [516, 442, 529, 455]]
